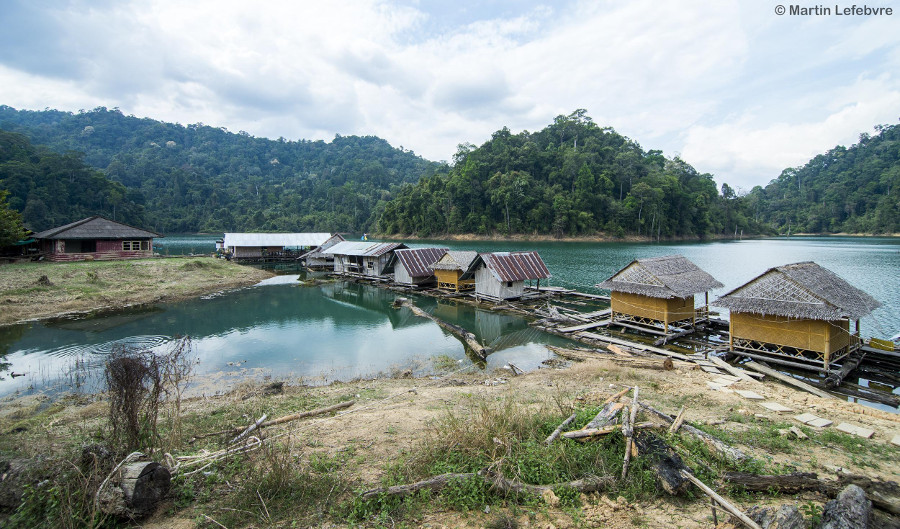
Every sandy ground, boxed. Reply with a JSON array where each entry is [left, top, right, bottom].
[[135, 355, 900, 528]]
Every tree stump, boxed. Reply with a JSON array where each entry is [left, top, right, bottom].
[[745, 504, 807, 529], [820, 484, 871, 529], [98, 461, 171, 519]]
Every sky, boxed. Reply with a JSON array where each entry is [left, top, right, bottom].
[[1, 0, 899, 192]]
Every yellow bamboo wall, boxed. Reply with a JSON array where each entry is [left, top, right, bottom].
[[435, 269, 475, 291], [610, 292, 694, 324], [730, 312, 849, 355]]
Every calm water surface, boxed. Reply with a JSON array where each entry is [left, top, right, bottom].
[[1, 235, 897, 398]]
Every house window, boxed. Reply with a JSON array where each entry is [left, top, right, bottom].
[[123, 240, 148, 251], [506, 281, 513, 287], [367, 260, 374, 269]]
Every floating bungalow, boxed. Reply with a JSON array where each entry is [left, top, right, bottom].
[[303, 233, 346, 270], [322, 241, 407, 278], [597, 255, 723, 336], [472, 251, 551, 301], [393, 247, 448, 287], [431, 250, 479, 292], [714, 261, 881, 372], [222, 232, 333, 261], [33, 216, 161, 262]]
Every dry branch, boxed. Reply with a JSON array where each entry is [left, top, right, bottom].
[[545, 413, 577, 445], [193, 401, 355, 442], [621, 386, 639, 479], [639, 401, 749, 464], [680, 470, 763, 529]]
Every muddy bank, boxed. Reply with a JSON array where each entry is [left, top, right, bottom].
[[0, 257, 273, 327]]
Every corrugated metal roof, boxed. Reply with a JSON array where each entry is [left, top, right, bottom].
[[714, 261, 880, 320], [223, 232, 333, 248], [479, 251, 551, 282], [33, 216, 161, 240], [394, 248, 448, 277], [321, 241, 406, 257], [596, 255, 723, 298]]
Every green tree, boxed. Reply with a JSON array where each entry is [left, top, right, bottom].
[[0, 190, 26, 246]]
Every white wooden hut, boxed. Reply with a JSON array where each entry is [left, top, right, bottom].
[[222, 232, 332, 260], [472, 251, 550, 301], [322, 241, 407, 277], [303, 233, 346, 270], [393, 247, 448, 286]]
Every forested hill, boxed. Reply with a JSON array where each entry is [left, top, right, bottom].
[[747, 123, 900, 234], [0, 105, 442, 233], [0, 130, 144, 232], [379, 110, 764, 238]]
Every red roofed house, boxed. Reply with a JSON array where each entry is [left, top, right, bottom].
[[393, 247, 448, 287], [472, 251, 551, 301], [34, 216, 161, 262]]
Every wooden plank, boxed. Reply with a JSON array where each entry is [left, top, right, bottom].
[[794, 413, 833, 428], [610, 321, 669, 336], [835, 423, 875, 439], [759, 402, 793, 413], [891, 435, 900, 447], [743, 361, 838, 400], [708, 356, 755, 382], [579, 332, 692, 361], [557, 319, 611, 333], [735, 390, 765, 400], [700, 365, 724, 374]]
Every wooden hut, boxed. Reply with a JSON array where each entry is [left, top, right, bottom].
[[472, 251, 551, 301], [222, 232, 332, 261], [34, 216, 161, 262], [322, 241, 407, 278], [597, 255, 723, 335], [714, 261, 881, 372], [430, 250, 479, 292], [393, 247, 448, 287], [303, 233, 346, 270]]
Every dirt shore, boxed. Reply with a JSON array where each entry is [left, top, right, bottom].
[[0, 257, 273, 326]]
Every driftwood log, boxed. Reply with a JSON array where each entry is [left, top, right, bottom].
[[638, 401, 750, 464], [583, 401, 625, 430], [360, 469, 614, 501], [561, 421, 656, 440], [721, 472, 900, 515], [97, 461, 171, 519], [634, 431, 690, 495], [544, 413, 577, 445]]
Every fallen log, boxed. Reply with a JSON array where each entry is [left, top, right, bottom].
[[561, 422, 656, 440], [639, 401, 749, 464], [668, 406, 686, 434], [680, 470, 763, 529], [708, 356, 755, 383], [743, 361, 837, 400], [403, 301, 489, 359], [545, 413, 577, 445], [360, 469, 614, 501], [231, 413, 267, 444], [634, 431, 690, 495], [721, 472, 821, 494], [583, 402, 624, 430], [825, 350, 866, 388]]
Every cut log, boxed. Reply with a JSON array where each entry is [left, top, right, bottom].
[[561, 421, 656, 440], [820, 484, 871, 529], [231, 413, 267, 444], [721, 472, 821, 494], [634, 431, 690, 495], [360, 472, 475, 500], [621, 386, 639, 479], [545, 413, 577, 445], [639, 401, 749, 464], [825, 350, 866, 388], [743, 361, 837, 400], [98, 461, 171, 519], [582, 402, 624, 430], [745, 504, 807, 529], [668, 406, 686, 434], [709, 356, 755, 382]]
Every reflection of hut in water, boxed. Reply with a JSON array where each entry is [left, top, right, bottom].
[[472, 251, 551, 301], [322, 283, 427, 329], [597, 255, 722, 335], [714, 261, 881, 372], [303, 234, 346, 270], [393, 248, 448, 287], [431, 251, 479, 292], [323, 241, 407, 277]]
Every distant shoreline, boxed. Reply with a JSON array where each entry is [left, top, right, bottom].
[[377, 231, 898, 243]]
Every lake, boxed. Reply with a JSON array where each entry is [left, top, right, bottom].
[[1, 235, 897, 400]]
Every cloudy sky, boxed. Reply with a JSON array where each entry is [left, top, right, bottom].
[[1, 0, 899, 191]]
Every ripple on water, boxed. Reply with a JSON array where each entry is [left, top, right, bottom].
[[45, 335, 173, 358]]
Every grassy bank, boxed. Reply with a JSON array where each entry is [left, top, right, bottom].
[[2, 356, 897, 528], [0, 258, 273, 326]]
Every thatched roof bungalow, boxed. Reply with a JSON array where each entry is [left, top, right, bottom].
[[34, 216, 161, 262], [322, 241, 407, 277], [430, 250, 479, 292], [714, 261, 880, 371], [472, 251, 550, 301], [393, 247, 448, 286], [597, 255, 723, 333]]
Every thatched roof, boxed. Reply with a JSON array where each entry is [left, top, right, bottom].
[[33, 216, 161, 240], [476, 251, 551, 282], [596, 255, 723, 299], [714, 261, 880, 321], [430, 250, 479, 272]]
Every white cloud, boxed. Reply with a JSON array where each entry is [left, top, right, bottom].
[[0, 0, 898, 187]]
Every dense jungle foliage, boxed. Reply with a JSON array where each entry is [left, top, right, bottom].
[[748, 123, 900, 234], [379, 110, 764, 238], [0, 105, 441, 233], [0, 105, 896, 236]]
